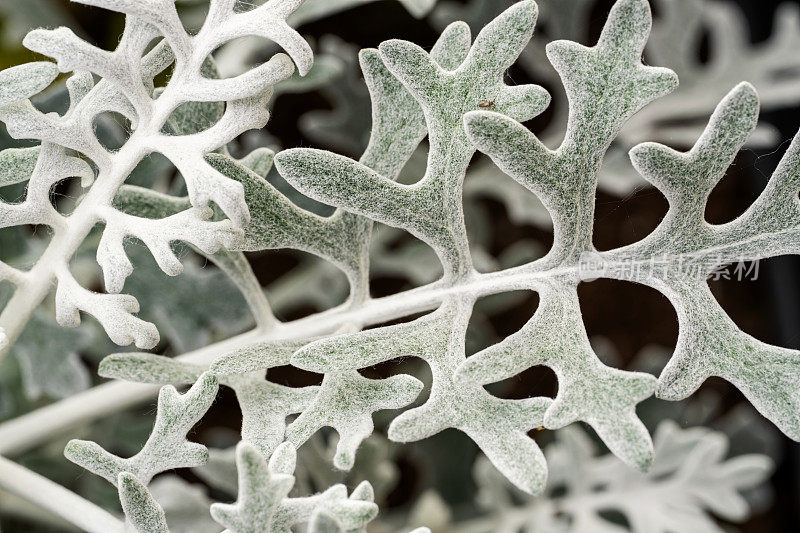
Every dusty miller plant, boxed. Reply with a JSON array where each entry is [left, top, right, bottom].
[[0, 0, 793, 531], [378, 420, 772, 533]]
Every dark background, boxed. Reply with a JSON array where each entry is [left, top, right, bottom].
[[290, 2, 800, 530]]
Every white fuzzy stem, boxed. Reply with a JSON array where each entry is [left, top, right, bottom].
[[0, 489, 80, 531], [0, 226, 771, 457], [0, 266, 547, 456], [0, 89, 176, 357], [0, 329, 261, 456], [0, 22, 259, 361], [0, 455, 124, 533]]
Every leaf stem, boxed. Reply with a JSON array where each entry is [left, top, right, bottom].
[[0, 330, 261, 456], [0, 455, 124, 533], [0, 229, 782, 456]]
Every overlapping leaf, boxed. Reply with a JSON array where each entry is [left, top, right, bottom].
[[0, 0, 313, 353], [210, 441, 378, 533], [268, 0, 800, 497]]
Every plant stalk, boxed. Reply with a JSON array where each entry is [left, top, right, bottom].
[[0, 455, 125, 533], [0, 229, 780, 456]]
